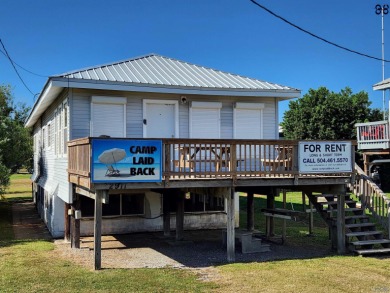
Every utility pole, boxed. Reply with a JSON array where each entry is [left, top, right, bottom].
[[376, 4, 389, 120]]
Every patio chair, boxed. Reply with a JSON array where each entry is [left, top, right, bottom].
[[105, 165, 120, 176]]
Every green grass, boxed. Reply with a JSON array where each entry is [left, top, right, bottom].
[[0, 239, 216, 293], [1, 178, 390, 292], [239, 192, 330, 248], [0, 174, 218, 292], [2, 173, 32, 201], [217, 256, 390, 293]]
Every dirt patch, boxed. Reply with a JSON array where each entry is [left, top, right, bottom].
[[12, 200, 332, 280], [11, 201, 51, 240]]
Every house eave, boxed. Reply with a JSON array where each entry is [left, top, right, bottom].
[[51, 78, 301, 99], [25, 79, 63, 128], [25, 77, 300, 128], [373, 78, 390, 91]]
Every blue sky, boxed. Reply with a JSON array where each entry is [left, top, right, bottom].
[[1, 0, 389, 121]]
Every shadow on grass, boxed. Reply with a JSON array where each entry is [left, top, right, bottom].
[[1, 193, 338, 269]]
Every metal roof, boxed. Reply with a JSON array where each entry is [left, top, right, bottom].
[[373, 78, 390, 91], [25, 54, 300, 128], [56, 54, 299, 92]]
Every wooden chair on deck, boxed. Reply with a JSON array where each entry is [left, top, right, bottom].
[[174, 147, 195, 171], [261, 146, 293, 171]]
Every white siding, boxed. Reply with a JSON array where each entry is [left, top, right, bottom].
[[33, 91, 71, 237], [126, 97, 143, 138], [32, 86, 280, 237]]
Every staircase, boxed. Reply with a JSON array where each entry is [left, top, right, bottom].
[[306, 193, 390, 256]]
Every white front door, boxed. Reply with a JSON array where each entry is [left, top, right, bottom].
[[143, 100, 178, 138]]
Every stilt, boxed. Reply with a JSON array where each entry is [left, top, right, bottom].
[[176, 191, 184, 241], [247, 192, 254, 231], [94, 190, 105, 270], [266, 192, 275, 238], [64, 203, 70, 243], [282, 190, 287, 243], [227, 188, 235, 262], [163, 192, 171, 237], [70, 193, 80, 249], [308, 201, 314, 236], [337, 192, 346, 254]]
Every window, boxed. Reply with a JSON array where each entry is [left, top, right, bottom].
[[190, 102, 222, 138], [47, 123, 51, 149], [42, 127, 46, 149], [80, 193, 145, 217], [91, 96, 126, 137], [54, 99, 69, 157], [185, 193, 224, 212], [166, 192, 224, 213], [63, 102, 68, 154], [56, 105, 62, 156], [54, 110, 58, 155], [234, 103, 265, 162], [233, 103, 264, 139]]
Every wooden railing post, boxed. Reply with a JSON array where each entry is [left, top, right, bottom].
[[386, 199, 390, 233], [230, 142, 237, 180]]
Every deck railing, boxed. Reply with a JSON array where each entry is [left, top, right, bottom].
[[163, 139, 297, 179], [355, 121, 390, 150], [352, 163, 390, 237], [68, 138, 354, 186]]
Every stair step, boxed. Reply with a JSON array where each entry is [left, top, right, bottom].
[[315, 194, 336, 198], [317, 200, 356, 205], [345, 215, 369, 221], [346, 231, 382, 237], [351, 239, 390, 246], [327, 208, 363, 213], [353, 248, 390, 255], [316, 193, 352, 198], [345, 223, 376, 229]]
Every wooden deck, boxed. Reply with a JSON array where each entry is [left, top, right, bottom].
[[356, 121, 390, 150], [68, 137, 354, 190]]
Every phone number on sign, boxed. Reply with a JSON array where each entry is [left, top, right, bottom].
[[303, 158, 349, 164]]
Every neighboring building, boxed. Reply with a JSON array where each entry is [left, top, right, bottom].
[[25, 54, 300, 238]]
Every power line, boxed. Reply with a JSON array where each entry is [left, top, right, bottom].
[[0, 38, 39, 96], [0, 49, 48, 77], [249, 0, 390, 63]]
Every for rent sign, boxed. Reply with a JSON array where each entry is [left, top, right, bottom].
[[298, 141, 352, 173]]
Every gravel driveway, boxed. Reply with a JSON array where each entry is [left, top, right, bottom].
[[13, 201, 333, 271]]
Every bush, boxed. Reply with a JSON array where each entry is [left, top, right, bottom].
[[0, 162, 10, 197]]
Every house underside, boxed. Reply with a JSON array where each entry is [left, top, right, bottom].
[[36, 137, 354, 269]]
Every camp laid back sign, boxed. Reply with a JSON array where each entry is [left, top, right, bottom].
[[91, 139, 162, 183]]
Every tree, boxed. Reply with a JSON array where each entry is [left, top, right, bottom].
[[0, 85, 32, 173], [0, 159, 10, 198], [281, 87, 382, 140]]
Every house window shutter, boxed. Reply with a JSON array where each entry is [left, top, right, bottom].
[[190, 102, 221, 138], [91, 97, 126, 137], [234, 103, 264, 139]]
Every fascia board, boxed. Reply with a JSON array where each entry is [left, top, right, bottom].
[[25, 80, 63, 128], [51, 78, 301, 99], [373, 78, 390, 91]]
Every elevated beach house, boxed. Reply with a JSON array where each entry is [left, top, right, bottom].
[[26, 54, 356, 267]]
